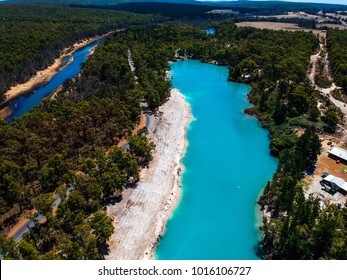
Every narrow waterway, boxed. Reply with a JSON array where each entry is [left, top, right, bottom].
[[155, 60, 278, 259], [6, 39, 102, 122]]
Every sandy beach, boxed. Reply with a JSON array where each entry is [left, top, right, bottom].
[[2, 30, 117, 105], [0, 106, 12, 120], [106, 88, 191, 260]]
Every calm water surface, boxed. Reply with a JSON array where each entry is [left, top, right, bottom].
[[7, 39, 102, 122], [205, 28, 215, 35], [155, 60, 277, 259]]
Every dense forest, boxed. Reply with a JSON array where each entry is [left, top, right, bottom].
[[0, 23, 171, 259], [0, 22, 206, 260], [0, 3, 162, 102], [73, 2, 218, 18], [11, 0, 347, 15], [327, 29, 347, 92], [0, 15, 346, 259]]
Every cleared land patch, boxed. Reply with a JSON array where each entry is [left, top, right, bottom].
[[236, 21, 301, 30], [236, 22, 326, 38], [316, 23, 347, 30], [260, 12, 325, 22], [326, 13, 347, 20], [304, 137, 347, 207]]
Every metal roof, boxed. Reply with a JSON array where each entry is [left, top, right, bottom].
[[339, 183, 347, 192], [324, 175, 347, 192], [329, 147, 347, 161]]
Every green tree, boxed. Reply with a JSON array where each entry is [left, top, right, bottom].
[[0, 234, 17, 259], [39, 166, 60, 192], [64, 241, 84, 260], [273, 103, 287, 125], [296, 127, 321, 167], [90, 211, 114, 245], [288, 87, 310, 116], [36, 193, 55, 215], [86, 234, 99, 260], [322, 110, 338, 132], [0, 160, 23, 210], [308, 107, 320, 122], [128, 135, 155, 166], [101, 164, 127, 197], [66, 190, 86, 212], [17, 240, 40, 260]]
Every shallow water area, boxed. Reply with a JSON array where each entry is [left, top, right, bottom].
[[155, 60, 277, 260]]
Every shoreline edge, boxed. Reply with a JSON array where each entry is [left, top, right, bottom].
[[106, 88, 192, 260]]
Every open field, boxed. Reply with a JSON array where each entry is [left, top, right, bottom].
[[316, 23, 347, 30], [326, 13, 347, 20], [260, 12, 326, 22], [237, 21, 300, 30], [236, 22, 326, 38]]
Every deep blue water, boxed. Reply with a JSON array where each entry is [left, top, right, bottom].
[[6, 39, 102, 122], [155, 60, 278, 260]]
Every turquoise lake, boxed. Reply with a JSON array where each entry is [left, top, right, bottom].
[[155, 60, 278, 260]]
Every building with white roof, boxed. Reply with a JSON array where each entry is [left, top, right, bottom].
[[328, 147, 347, 163], [322, 174, 347, 194]]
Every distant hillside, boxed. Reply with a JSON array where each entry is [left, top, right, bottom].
[[6, 0, 347, 7], [224, 1, 347, 14], [71, 2, 229, 18], [3, 0, 201, 5], [6, 1, 347, 16]]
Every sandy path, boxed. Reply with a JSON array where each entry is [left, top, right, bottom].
[[2, 30, 119, 104], [6, 209, 37, 238], [308, 43, 322, 83], [106, 88, 191, 260], [308, 43, 347, 117]]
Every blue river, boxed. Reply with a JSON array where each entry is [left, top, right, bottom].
[[155, 60, 278, 260], [6, 39, 102, 122]]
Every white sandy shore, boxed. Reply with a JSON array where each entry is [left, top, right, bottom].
[[106, 88, 191, 260]]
